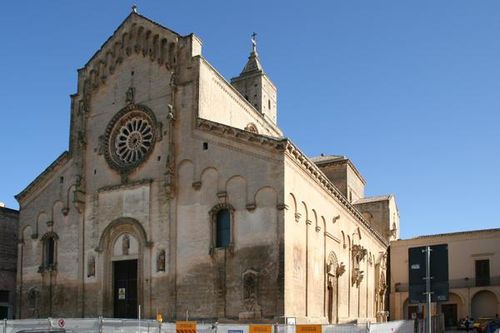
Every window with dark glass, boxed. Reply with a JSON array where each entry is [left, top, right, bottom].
[[215, 209, 230, 248], [475, 259, 490, 286], [44, 237, 55, 267], [0, 290, 8, 303]]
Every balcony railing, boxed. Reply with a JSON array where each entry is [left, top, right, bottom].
[[394, 275, 500, 292]]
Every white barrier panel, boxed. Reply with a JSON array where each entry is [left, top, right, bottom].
[[216, 324, 249, 333], [49, 318, 101, 332], [1, 319, 418, 333], [324, 324, 367, 333], [5, 319, 52, 333], [369, 321, 413, 333], [102, 319, 161, 333]]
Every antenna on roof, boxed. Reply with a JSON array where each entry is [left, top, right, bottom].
[[132, 4, 138, 13]]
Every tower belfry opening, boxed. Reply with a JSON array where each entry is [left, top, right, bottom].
[[231, 33, 278, 124]]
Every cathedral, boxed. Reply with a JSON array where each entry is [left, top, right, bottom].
[[15, 10, 399, 323]]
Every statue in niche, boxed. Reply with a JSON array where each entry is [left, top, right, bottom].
[[243, 271, 260, 313], [28, 287, 40, 317], [87, 255, 96, 277], [122, 234, 130, 255], [125, 87, 135, 104], [157, 249, 166, 272]]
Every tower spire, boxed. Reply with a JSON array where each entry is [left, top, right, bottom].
[[231, 32, 278, 124], [240, 32, 263, 75]]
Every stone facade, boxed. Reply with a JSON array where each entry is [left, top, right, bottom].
[[389, 228, 500, 327], [16, 11, 398, 323], [0, 205, 19, 319]]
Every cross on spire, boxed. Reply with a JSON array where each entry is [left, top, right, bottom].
[[251, 32, 257, 53]]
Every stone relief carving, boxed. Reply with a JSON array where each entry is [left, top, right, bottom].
[[87, 255, 96, 277], [97, 135, 106, 155], [240, 270, 262, 319], [27, 287, 40, 317], [351, 244, 367, 287], [126, 87, 135, 104], [157, 249, 166, 272], [244, 123, 259, 134], [122, 234, 130, 255]]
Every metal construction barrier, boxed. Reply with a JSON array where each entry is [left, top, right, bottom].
[[0, 319, 420, 333]]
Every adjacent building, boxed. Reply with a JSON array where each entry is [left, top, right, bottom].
[[15, 10, 399, 323], [389, 228, 500, 327], [0, 204, 19, 319]]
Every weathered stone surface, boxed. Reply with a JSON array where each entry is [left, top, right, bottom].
[[0, 206, 18, 319], [15, 11, 397, 324]]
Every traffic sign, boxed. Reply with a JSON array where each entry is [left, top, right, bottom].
[[408, 244, 449, 303]]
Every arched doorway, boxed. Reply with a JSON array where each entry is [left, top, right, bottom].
[[96, 217, 150, 318], [471, 290, 497, 318], [440, 293, 464, 328], [325, 251, 344, 324]]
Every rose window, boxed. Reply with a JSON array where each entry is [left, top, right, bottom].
[[104, 105, 157, 171], [115, 117, 153, 163]]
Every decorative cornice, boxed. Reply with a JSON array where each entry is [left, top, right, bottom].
[[246, 203, 256, 211], [325, 232, 341, 244], [276, 203, 288, 210], [283, 141, 389, 246], [196, 120, 387, 246], [16, 151, 70, 203], [98, 178, 153, 193], [192, 181, 202, 190], [196, 118, 286, 151]]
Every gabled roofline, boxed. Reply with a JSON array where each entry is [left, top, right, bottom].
[[15, 151, 70, 203], [80, 12, 182, 71]]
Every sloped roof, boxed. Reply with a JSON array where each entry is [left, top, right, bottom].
[[310, 154, 346, 164], [354, 195, 393, 205]]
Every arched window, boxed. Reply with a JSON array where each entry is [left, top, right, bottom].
[[45, 237, 55, 266], [216, 209, 230, 248], [40, 232, 58, 271], [209, 203, 235, 253]]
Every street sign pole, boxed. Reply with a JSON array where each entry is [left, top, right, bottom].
[[425, 246, 432, 333]]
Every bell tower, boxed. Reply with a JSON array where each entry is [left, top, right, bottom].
[[231, 33, 277, 124]]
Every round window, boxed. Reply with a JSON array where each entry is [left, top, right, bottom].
[[104, 105, 157, 172]]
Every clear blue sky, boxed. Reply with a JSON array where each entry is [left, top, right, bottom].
[[1, 1, 499, 239]]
